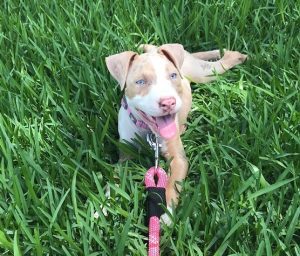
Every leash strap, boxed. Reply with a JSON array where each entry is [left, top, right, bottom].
[[145, 167, 168, 256]]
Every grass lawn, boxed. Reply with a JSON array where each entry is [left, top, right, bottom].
[[0, 0, 299, 255]]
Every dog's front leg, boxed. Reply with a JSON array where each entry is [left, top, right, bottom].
[[162, 134, 188, 207]]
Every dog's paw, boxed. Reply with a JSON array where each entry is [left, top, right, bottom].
[[138, 44, 157, 53], [223, 51, 248, 67], [94, 185, 111, 219], [93, 206, 108, 219], [138, 44, 146, 52], [160, 207, 173, 226]]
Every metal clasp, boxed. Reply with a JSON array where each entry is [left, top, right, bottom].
[[146, 133, 161, 169]]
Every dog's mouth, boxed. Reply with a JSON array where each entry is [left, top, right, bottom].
[[137, 110, 177, 139]]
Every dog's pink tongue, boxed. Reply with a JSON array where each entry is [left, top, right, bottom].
[[156, 115, 177, 139]]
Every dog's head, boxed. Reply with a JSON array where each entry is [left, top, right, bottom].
[[106, 44, 185, 139]]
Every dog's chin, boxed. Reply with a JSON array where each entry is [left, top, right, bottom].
[[137, 110, 177, 139]]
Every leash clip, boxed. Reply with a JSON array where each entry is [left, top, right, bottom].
[[146, 133, 161, 169]]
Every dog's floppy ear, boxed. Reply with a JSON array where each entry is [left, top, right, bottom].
[[158, 44, 185, 75], [105, 51, 137, 90]]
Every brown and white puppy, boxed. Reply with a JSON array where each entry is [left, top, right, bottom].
[[106, 44, 246, 223]]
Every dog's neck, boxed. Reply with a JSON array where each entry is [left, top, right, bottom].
[[121, 96, 150, 130]]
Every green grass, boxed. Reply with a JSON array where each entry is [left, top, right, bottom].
[[0, 0, 299, 255]]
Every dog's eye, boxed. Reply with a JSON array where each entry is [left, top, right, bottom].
[[136, 79, 146, 86], [170, 73, 177, 79]]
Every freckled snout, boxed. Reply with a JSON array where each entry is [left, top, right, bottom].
[[159, 97, 176, 112]]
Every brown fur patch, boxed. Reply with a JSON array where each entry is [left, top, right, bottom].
[[125, 54, 185, 99], [125, 55, 157, 99], [165, 60, 183, 95]]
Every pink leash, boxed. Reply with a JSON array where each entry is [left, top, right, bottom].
[[145, 134, 168, 256]]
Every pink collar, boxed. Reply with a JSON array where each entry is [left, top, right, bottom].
[[121, 97, 150, 130]]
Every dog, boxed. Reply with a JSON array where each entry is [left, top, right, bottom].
[[105, 44, 247, 223]]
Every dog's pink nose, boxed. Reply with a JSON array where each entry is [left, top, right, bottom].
[[159, 97, 176, 112]]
